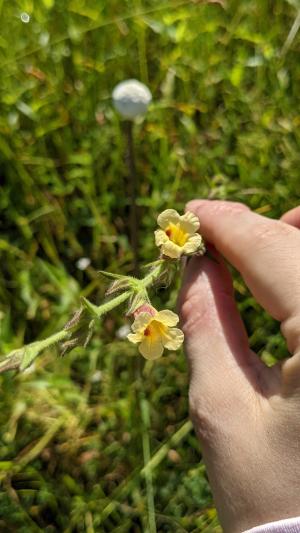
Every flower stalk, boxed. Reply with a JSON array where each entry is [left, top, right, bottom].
[[0, 209, 204, 373], [0, 264, 164, 374], [125, 120, 139, 277]]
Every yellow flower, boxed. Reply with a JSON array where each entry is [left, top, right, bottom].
[[154, 209, 204, 259], [127, 305, 184, 360]]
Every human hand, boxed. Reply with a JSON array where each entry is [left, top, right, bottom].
[[179, 200, 300, 533]]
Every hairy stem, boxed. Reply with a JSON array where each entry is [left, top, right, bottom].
[[0, 330, 70, 374], [95, 290, 132, 317], [0, 263, 164, 374]]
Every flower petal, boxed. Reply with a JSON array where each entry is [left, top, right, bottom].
[[156, 310, 179, 327], [183, 234, 204, 254], [157, 209, 180, 230], [131, 312, 152, 333], [180, 211, 200, 233], [127, 332, 143, 344], [139, 337, 164, 360], [161, 240, 182, 259], [162, 328, 184, 350], [154, 229, 169, 247]]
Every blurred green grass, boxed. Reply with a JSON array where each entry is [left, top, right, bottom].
[[0, 0, 300, 530]]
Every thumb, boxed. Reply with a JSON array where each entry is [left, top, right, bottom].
[[179, 249, 269, 403], [280, 205, 300, 228]]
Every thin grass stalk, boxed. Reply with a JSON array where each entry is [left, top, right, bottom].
[[141, 396, 157, 533]]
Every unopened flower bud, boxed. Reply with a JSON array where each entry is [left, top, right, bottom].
[[133, 304, 156, 318]]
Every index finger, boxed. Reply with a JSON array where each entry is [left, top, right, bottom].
[[187, 200, 300, 333]]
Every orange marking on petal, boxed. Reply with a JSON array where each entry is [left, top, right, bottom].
[[144, 327, 151, 336], [166, 229, 172, 237]]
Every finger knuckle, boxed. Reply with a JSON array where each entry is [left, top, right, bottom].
[[209, 201, 249, 216], [251, 220, 294, 251]]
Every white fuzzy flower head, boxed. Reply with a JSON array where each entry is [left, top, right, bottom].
[[112, 79, 152, 120], [76, 257, 91, 271]]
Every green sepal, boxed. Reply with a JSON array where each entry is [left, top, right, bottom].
[[98, 270, 135, 282], [126, 290, 150, 316], [141, 259, 165, 270], [153, 261, 178, 290], [105, 278, 132, 296], [60, 302, 98, 355]]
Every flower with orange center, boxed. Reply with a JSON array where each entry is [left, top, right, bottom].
[[127, 305, 184, 359], [154, 209, 204, 259]]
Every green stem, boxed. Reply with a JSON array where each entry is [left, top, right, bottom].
[[33, 329, 69, 350], [0, 329, 70, 374], [0, 263, 165, 374], [95, 290, 133, 317], [142, 264, 163, 288], [89, 264, 163, 318]]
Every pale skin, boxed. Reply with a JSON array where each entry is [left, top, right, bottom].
[[179, 200, 300, 533]]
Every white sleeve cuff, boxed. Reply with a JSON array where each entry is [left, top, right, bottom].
[[244, 517, 300, 533]]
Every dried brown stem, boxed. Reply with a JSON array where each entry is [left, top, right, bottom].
[[125, 120, 139, 276]]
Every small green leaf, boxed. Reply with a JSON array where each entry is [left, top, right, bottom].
[[99, 271, 142, 295], [80, 297, 99, 318], [98, 270, 126, 280]]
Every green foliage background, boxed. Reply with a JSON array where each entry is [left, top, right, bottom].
[[0, 0, 300, 531]]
